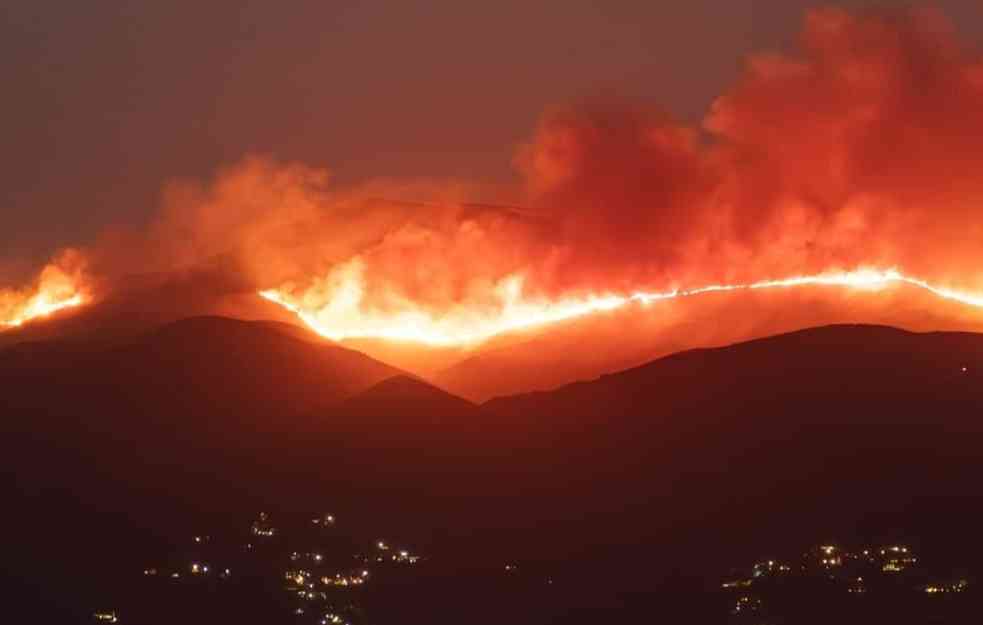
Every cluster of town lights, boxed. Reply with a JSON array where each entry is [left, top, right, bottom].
[[723, 542, 970, 617]]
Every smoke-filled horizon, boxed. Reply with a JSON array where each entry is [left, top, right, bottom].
[[4, 6, 983, 344]]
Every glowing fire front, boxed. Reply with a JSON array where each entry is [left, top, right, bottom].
[[4, 250, 983, 348], [0, 254, 89, 329], [261, 266, 983, 347]]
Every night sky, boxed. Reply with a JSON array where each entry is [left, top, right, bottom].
[[4, 1, 982, 281]]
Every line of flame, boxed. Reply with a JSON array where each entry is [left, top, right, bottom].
[[260, 268, 983, 347], [1, 293, 86, 329]]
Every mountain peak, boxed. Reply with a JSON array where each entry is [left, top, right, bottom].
[[338, 375, 478, 420]]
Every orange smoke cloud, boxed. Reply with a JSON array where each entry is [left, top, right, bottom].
[[513, 7, 983, 295], [4, 7, 983, 347], [267, 7, 983, 345], [703, 7, 983, 283]]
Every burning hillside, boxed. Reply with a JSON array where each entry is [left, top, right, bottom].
[[4, 7, 983, 354]]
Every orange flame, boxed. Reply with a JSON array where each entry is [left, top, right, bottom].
[[0, 256, 89, 329], [261, 267, 983, 347]]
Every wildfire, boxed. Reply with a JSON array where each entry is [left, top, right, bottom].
[[0, 255, 89, 329], [261, 267, 983, 347]]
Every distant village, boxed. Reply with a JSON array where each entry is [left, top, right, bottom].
[[93, 511, 426, 625], [723, 541, 973, 622], [90, 514, 976, 624]]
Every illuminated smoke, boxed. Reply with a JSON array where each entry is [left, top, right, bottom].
[[4, 7, 983, 348], [260, 8, 983, 346]]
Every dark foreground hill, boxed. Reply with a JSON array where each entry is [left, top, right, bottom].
[[1, 316, 404, 422], [486, 323, 983, 419], [433, 285, 983, 402], [337, 375, 481, 421], [4, 322, 983, 623], [482, 324, 983, 546]]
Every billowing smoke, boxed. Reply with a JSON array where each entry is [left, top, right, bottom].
[[517, 7, 983, 295], [702, 6, 983, 286], [4, 7, 983, 345]]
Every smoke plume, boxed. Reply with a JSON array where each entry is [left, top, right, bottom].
[[4, 7, 983, 344]]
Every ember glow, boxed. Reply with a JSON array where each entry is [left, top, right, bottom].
[[0, 254, 89, 329], [260, 268, 983, 347]]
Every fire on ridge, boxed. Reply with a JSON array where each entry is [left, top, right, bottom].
[[0, 254, 89, 329], [7, 8, 983, 350], [260, 267, 983, 348], [4, 256, 983, 349]]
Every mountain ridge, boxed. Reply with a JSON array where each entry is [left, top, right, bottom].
[[484, 322, 983, 419]]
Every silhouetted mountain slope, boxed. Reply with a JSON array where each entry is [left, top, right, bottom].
[[1, 316, 403, 425], [485, 324, 983, 421], [433, 285, 983, 401], [337, 375, 480, 421], [1, 316, 410, 609], [5, 322, 983, 625], [471, 325, 983, 563]]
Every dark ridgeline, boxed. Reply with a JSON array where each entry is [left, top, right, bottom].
[[336, 375, 481, 423], [430, 284, 983, 404], [3, 319, 983, 623]]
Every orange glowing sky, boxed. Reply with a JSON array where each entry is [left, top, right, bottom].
[[4, 6, 983, 352]]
